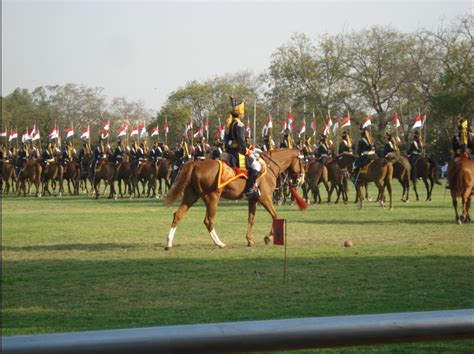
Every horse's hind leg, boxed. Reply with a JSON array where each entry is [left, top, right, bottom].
[[412, 178, 420, 201], [245, 200, 258, 247], [165, 187, 199, 250], [202, 192, 226, 248], [422, 177, 430, 201]]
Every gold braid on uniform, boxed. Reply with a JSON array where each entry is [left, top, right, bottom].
[[346, 136, 353, 149], [460, 120, 468, 145]]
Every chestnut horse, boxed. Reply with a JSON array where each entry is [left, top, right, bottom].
[[93, 159, 116, 199], [1, 161, 17, 194], [63, 160, 81, 196], [17, 160, 42, 197], [447, 157, 474, 224], [136, 161, 158, 198], [164, 148, 305, 249], [42, 161, 64, 196], [355, 157, 394, 210]]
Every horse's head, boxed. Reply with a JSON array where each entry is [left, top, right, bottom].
[[288, 151, 306, 187]]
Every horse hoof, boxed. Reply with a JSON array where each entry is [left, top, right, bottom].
[[264, 236, 272, 245], [247, 240, 255, 247], [218, 243, 226, 249], [164, 246, 172, 251], [456, 218, 462, 225]]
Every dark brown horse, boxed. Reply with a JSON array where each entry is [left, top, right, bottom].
[[447, 157, 474, 224], [302, 161, 329, 204], [42, 161, 64, 196], [117, 160, 134, 198], [165, 148, 305, 249], [355, 157, 394, 210], [410, 156, 440, 201], [17, 160, 42, 197], [156, 158, 171, 198], [136, 161, 158, 198], [93, 159, 116, 199], [63, 160, 81, 195], [326, 159, 348, 204], [1, 161, 17, 194], [387, 153, 411, 202]]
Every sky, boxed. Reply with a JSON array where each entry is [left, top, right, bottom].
[[2, 0, 472, 112]]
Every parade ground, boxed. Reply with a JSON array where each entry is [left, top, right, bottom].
[[2, 183, 473, 352]]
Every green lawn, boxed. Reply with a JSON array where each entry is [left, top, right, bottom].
[[2, 182, 473, 352]]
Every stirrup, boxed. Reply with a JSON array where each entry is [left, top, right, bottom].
[[245, 189, 260, 199]]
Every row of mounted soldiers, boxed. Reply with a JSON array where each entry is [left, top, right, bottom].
[[1, 114, 470, 189]]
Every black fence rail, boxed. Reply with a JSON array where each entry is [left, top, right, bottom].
[[3, 309, 474, 354]]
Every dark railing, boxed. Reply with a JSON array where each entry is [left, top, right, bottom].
[[3, 309, 474, 354]]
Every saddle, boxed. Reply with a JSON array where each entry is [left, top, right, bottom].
[[217, 160, 248, 189], [360, 160, 375, 174], [216, 160, 267, 190]]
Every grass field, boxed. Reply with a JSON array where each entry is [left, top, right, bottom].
[[2, 182, 473, 352]]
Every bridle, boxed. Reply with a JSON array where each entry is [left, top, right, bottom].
[[262, 151, 305, 187]]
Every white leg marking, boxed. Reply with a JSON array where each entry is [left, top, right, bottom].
[[166, 227, 177, 248], [209, 229, 226, 248]]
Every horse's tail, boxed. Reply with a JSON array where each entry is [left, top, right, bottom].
[[429, 157, 441, 185], [166, 161, 195, 206]]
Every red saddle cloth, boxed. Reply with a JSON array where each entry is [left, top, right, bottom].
[[217, 160, 247, 189]]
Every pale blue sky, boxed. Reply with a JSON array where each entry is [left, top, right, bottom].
[[2, 1, 471, 111]]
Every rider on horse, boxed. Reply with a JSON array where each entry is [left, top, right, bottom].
[[339, 131, 353, 155], [383, 131, 399, 156], [211, 140, 224, 160], [315, 134, 330, 164], [151, 141, 163, 160], [452, 118, 471, 158], [62, 141, 75, 166], [225, 96, 261, 198], [194, 137, 206, 160], [112, 139, 124, 165], [353, 125, 376, 182], [407, 130, 423, 165], [93, 138, 106, 170], [280, 129, 293, 148]]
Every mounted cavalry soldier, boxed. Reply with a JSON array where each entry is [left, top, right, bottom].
[[225, 96, 261, 198], [452, 118, 471, 158], [353, 125, 376, 182], [194, 138, 206, 160], [93, 138, 106, 171], [407, 130, 423, 165], [280, 129, 293, 149], [211, 140, 224, 160], [315, 134, 330, 164], [151, 141, 163, 160], [383, 132, 399, 156], [62, 141, 76, 166], [338, 131, 353, 155], [29, 142, 40, 161], [112, 140, 124, 165]]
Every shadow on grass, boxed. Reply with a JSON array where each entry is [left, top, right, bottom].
[[2, 243, 140, 252], [2, 255, 473, 341]]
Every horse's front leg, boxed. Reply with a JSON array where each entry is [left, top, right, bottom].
[[357, 183, 364, 210], [202, 192, 226, 248], [259, 195, 278, 245], [246, 200, 257, 247]]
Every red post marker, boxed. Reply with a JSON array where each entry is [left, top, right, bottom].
[[273, 218, 285, 245]]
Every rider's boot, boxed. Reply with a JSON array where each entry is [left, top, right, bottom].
[[244, 169, 260, 199]]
